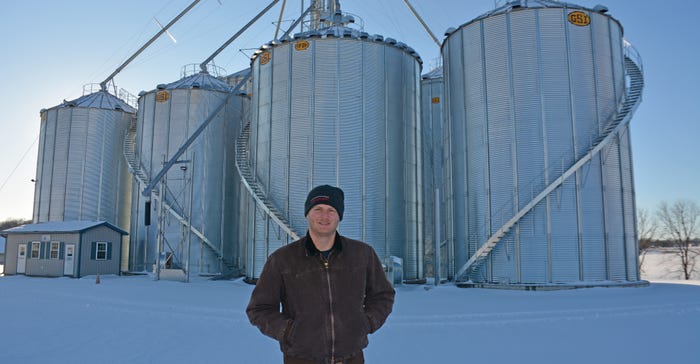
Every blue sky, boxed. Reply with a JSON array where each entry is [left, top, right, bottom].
[[0, 0, 698, 221]]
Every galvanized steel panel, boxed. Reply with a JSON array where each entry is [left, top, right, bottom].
[[421, 72, 443, 277], [619, 128, 638, 280], [269, 44, 291, 218], [579, 156, 606, 281], [337, 40, 364, 239], [363, 41, 388, 258], [549, 179, 580, 282], [49, 109, 71, 220], [37, 109, 55, 221], [519, 202, 548, 283], [603, 140, 625, 281], [64, 109, 87, 220]]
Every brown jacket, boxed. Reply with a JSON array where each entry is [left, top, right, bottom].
[[247, 233, 395, 363]]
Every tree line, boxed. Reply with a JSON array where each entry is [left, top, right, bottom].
[[3, 200, 698, 280], [638, 200, 699, 280], [0, 218, 31, 231]]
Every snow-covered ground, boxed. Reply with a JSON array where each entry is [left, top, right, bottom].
[[640, 247, 700, 280], [1, 253, 699, 364]]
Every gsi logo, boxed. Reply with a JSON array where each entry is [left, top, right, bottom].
[[568, 11, 591, 26]]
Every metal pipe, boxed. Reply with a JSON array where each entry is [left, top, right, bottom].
[[310, 0, 323, 29], [155, 178, 165, 281], [434, 188, 441, 285], [274, 0, 287, 39], [142, 94, 230, 197], [281, 4, 314, 39], [142, 74, 249, 199], [199, 0, 280, 73], [185, 153, 194, 283], [401, 0, 441, 48], [100, 0, 201, 91]]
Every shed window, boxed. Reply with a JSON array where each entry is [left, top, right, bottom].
[[50, 242, 60, 259], [31, 242, 40, 259], [90, 241, 112, 261], [96, 242, 108, 260]]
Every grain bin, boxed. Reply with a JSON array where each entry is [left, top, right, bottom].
[[33, 89, 135, 233], [238, 22, 424, 280], [128, 72, 245, 276], [443, 0, 644, 285], [221, 68, 253, 95]]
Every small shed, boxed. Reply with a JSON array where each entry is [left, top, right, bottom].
[[0, 221, 127, 277], [0, 235, 5, 267]]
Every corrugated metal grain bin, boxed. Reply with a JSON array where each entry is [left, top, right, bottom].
[[128, 72, 245, 276], [221, 68, 253, 95], [443, 1, 643, 285], [33, 90, 134, 232], [239, 25, 424, 280]]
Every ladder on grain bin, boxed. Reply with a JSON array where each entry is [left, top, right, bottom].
[[123, 116, 237, 274]]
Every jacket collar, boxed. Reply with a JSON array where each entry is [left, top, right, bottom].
[[304, 231, 343, 257]]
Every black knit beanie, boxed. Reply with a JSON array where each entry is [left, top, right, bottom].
[[304, 185, 344, 220]]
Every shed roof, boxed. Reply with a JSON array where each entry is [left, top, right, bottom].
[[1, 221, 128, 236]]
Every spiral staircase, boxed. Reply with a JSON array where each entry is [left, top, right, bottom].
[[454, 53, 644, 282]]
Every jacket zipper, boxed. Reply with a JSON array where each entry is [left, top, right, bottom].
[[322, 257, 336, 363]]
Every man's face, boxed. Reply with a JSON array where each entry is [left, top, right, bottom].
[[306, 204, 340, 237]]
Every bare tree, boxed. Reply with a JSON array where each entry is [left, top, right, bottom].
[[0, 218, 31, 231], [656, 200, 699, 280], [637, 207, 657, 273]]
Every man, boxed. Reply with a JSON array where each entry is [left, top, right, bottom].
[[247, 185, 395, 364]]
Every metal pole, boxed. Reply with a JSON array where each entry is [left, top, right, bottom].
[[301, 0, 305, 32], [144, 224, 149, 272], [185, 154, 194, 283], [434, 188, 441, 285], [100, 0, 201, 91], [401, 0, 441, 48], [274, 0, 287, 39], [155, 179, 165, 281], [200, 0, 280, 73], [142, 94, 229, 197], [281, 4, 314, 39], [310, 0, 323, 29]]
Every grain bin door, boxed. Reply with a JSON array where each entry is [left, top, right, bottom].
[[63, 244, 75, 276], [16, 244, 27, 274]]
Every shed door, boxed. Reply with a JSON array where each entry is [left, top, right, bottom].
[[63, 244, 75, 276], [17, 244, 27, 274]]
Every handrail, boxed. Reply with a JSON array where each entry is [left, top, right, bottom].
[[234, 121, 300, 241]]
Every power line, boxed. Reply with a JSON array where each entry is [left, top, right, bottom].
[[0, 135, 39, 194]]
